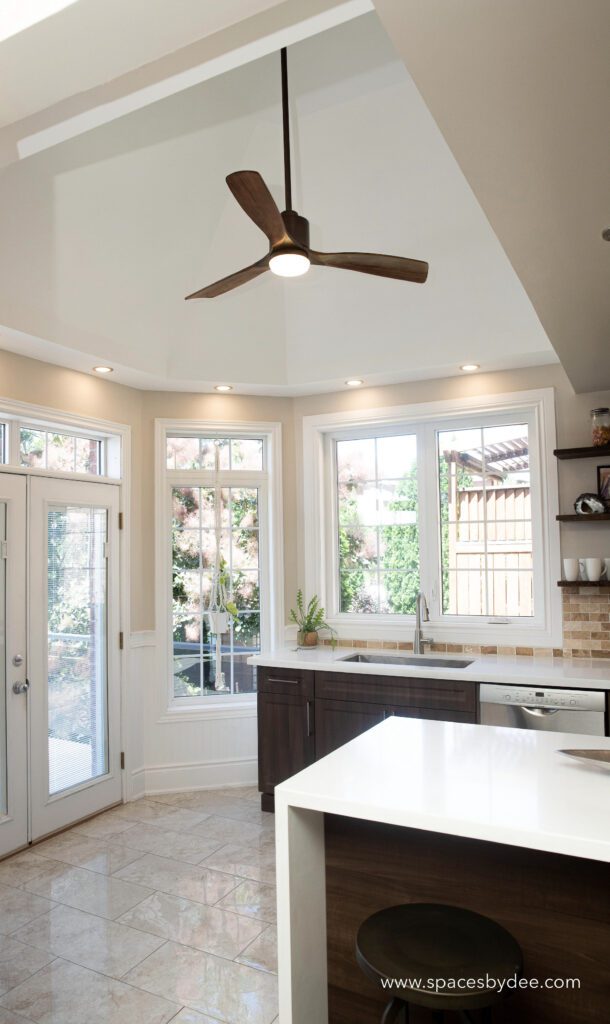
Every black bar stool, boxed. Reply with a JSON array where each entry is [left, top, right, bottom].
[[356, 903, 523, 1022]]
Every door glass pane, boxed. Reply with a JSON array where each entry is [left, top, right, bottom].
[[0, 503, 7, 815], [47, 505, 108, 795]]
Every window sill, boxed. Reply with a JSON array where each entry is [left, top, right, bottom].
[[325, 616, 561, 650], [159, 699, 257, 724]]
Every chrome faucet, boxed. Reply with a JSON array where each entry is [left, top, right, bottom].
[[414, 591, 432, 655]]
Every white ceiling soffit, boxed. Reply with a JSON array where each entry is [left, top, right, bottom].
[[0, 14, 555, 395], [373, 0, 610, 394], [0, 0, 373, 165]]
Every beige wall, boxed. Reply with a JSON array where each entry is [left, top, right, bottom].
[[2, 348, 610, 634]]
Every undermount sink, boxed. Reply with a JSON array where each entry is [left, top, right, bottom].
[[340, 653, 474, 669]]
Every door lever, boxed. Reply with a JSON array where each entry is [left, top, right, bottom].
[[12, 680, 30, 695]]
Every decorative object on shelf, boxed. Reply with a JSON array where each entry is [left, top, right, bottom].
[[591, 407, 610, 447], [563, 558, 580, 582], [597, 464, 610, 509], [290, 590, 336, 648], [574, 492, 606, 515]]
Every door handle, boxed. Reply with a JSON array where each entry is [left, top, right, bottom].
[[12, 680, 30, 695], [306, 700, 314, 736]]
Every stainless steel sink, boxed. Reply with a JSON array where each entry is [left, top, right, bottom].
[[340, 653, 473, 669]]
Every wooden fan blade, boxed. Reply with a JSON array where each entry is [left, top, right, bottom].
[[309, 250, 428, 284], [226, 171, 290, 248], [185, 256, 268, 299]]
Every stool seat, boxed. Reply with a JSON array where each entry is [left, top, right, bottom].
[[356, 903, 523, 1013]]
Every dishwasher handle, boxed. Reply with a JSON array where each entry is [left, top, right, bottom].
[[521, 705, 560, 717]]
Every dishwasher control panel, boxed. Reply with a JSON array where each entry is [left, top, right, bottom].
[[479, 683, 605, 711]]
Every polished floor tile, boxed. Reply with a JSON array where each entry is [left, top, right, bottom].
[[13, 905, 165, 980], [167, 1012, 223, 1024], [202, 844, 276, 885], [0, 853, 55, 891], [216, 880, 276, 923], [0, 885, 55, 935], [114, 824, 224, 865], [0, 937, 54, 997], [186, 817, 265, 848], [124, 941, 278, 1024], [0, 1007, 37, 1024], [0, 787, 278, 1023], [236, 926, 277, 975], [0, 959, 179, 1024], [113, 855, 238, 906], [24, 864, 152, 920], [118, 891, 263, 959], [33, 833, 142, 876]]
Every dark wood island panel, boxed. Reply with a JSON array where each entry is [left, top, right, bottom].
[[325, 814, 610, 1024]]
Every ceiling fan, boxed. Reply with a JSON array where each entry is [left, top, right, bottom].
[[186, 48, 429, 299]]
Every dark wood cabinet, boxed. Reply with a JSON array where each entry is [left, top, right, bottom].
[[257, 666, 479, 809], [257, 668, 315, 809], [315, 698, 385, 759]]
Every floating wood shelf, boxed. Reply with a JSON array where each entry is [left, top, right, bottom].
[[553, 444, 610, 460], [557, 579, 610, 587], [556, 513, 610, 522]]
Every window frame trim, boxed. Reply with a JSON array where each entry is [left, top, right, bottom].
[[155, 418, 284, 716], [303, 388, 561, 648]]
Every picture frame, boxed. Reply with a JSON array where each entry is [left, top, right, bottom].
[[597, 464, 610, 508]]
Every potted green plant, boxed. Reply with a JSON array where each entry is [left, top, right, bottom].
[[290, 590, 336, 648]]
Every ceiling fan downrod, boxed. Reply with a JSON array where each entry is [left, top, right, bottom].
[[279, 47, 309, 249]]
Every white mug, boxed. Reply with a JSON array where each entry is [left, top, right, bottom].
[[563, 558, 580, 582], [583, 557, 605, 582]]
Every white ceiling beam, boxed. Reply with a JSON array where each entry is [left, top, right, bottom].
[[0, 0, 372, 167]]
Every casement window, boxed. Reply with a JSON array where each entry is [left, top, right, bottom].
[[157, 421, 283, 710], [304, 390, 560, 648]]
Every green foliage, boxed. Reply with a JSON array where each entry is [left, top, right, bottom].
[[290, 590, 336, 644], [381, 468, 419, 614]]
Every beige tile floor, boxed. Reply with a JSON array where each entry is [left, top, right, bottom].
[[0, 787, 279, 1024]]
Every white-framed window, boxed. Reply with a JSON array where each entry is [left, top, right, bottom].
[[0, 407, 122, 479], [303, 389, 561, 648], [156, 419, 284, 712]]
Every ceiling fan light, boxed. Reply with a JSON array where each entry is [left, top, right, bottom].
[[269, 251, 310, 278]]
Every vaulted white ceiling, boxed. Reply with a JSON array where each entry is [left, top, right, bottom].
[[0, 11, 555, 394]]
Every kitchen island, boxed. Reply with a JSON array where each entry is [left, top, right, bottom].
[[275, 717, 610, 1024]]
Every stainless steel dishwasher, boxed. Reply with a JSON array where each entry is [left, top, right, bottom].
[[480, 684, 606, 735]]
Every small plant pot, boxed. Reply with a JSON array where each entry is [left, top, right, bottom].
[[297, 630, 319, 648], [208, 611, 230, 634]]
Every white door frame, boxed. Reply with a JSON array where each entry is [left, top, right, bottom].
[[28, 477, 122, 840], [0, 474, 28, 857]]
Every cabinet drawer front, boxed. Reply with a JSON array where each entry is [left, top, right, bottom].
[[315, 671, 476, 713], [258, 666, 314, 698]]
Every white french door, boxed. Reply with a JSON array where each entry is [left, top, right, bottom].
[[0, 475, 28, 857], [0, 473, 121, 855], [29, 477, 121, 839]]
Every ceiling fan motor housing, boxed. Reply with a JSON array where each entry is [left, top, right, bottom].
[[281, 210, 310, 251]]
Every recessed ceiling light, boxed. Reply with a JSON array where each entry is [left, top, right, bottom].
[[214, 384, 233, 392], [346, 378, 364, 387], [459, 363, 480, 373], [92, 365, 113, 374]]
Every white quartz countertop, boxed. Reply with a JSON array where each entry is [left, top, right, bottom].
[[249, 646, 610, 689], [275, 716, 610, 862]]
